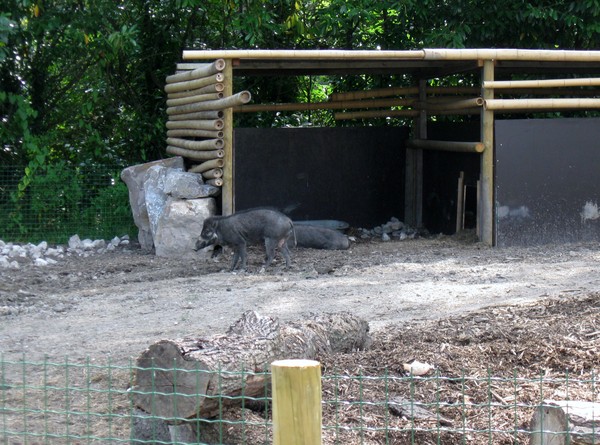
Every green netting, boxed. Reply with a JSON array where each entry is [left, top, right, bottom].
[[0, 165, 136, 245], [1, 356, 597, 445]]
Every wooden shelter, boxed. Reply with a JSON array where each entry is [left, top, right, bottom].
[[170, 49, 600, 246]]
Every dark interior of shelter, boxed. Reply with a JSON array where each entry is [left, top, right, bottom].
[[234, 117, 600, 246]]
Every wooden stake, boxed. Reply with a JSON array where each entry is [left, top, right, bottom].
[[485, 98, 600, 110], [165, 59, 225, 84], [484, 77, 600, 89], [272, 359, 322, 445], [164, 73, 225, 94], [165, 146, 224, 161], [167, 91, 251, 115]]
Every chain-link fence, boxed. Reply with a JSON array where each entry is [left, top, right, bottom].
[[0, 165, 136, 245], [1, 356, 598, 444]]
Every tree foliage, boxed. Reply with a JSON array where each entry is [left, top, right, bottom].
[[1, 0, 600, 167]]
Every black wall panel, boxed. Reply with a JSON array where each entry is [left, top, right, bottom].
[[496, 118, 600, 246], [233, 127, 408, 228]]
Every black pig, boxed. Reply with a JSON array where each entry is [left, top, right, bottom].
[[288, 224, 350, 250], [195, 209, 294, 271]]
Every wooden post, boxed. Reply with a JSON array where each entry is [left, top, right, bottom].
[[271, 359, 322, 445], [404, 80, 426, 228], [222, 59, 234, 215], [480, 60, 495, 245]]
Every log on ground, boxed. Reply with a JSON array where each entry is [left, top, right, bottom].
[[530, 400, 600, 445], [132, 311, 370, 421]]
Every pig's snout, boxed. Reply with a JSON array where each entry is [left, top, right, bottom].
[[195, 239, 212, 251]]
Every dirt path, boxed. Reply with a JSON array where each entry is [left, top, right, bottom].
[[2, 233, 600, 363]]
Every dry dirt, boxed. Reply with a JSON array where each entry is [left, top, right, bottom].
[[1, 231, 600, 444], [1, 231, 599, 363]]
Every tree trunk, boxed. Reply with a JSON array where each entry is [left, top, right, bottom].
[[530, 400, 600, 445], [132, 311, 370, 421]]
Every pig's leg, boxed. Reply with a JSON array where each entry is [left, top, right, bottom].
[[264, 238, 278, 267], [278, 238, 292, 268], [230, 245, 242, 271]]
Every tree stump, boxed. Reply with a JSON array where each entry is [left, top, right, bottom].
[[530, 400, 600, 445], [132, 311, 370, 421]]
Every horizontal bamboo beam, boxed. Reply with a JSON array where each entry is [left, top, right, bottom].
[[164, 73, 225, 94], [188, 158, 225, 174], [165, 59, 225, 84], [484, 77, 600, 89], [166, 119, 224, 130], [330, 86, 479, 101], [423, 48, 600, 62], [166, 92, 223, 107], [182, 48, 600, 63], [485, 98, 600, 110], [234, 97, 416, 113], [166, 146, 224, 161], [166, 129, 224, 139], [183, 49, 424, 60], [407, 139, 485, 153], [168, 110, 224, 121], [334, 107, 481, 120], [421, 97, 484, 110], [167, 91, 251, 115], [166, 137, 224, 151]]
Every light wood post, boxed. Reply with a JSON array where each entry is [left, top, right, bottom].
[[222, 59, 234, 215], [271, 359, 322, 445], [480, 60, 495, 245]]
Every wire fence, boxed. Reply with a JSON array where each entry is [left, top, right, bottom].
[[0, 165, 136, 245], [1, 356, 598, 444]]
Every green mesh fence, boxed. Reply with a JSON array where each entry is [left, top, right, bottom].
[[1, 356, 598, 444], [0, 165, 136, 245]]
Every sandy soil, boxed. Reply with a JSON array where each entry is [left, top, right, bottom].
[[2, 230, 599, 363]]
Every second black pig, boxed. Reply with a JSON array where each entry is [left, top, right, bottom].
[[195, 208, 294, 271], [288, 224, 350, 250]]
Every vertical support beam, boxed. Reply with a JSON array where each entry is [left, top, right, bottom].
[[480, 60, 495, 245], [272, 359, 322, 445], [222, 59, 234, 215], [404, 79, 425, 227]]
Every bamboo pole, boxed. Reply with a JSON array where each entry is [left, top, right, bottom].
[[165, 59, 225, 84], [222, 60, 234, 216], [166, 119, 224, 130], [166, 146, 224, 161], [166, 129, 224, 139], [167, 83, 225, 99], [164, 73, 225, 94], [183, 49, 424, 60], [483, 77, 600, 89], [168, 110, 224, 122], [167, 91, 251, 115], [181, 48, 600, 63], [234, 97, 416, 113], [330, 85, 479, 101], [166, 137, 224, 151], [334, 108, 480, 120], [480, 59, 495, 246], [272, 359, 322, 445], [202, 168, 223, 179], [407, 139, 485, 153], [485, 98, 600, 110], [206, 178, 223, 187], [424, 48, 600, 62], [188, 158, 225, 174], [420, 97, 484, 110], [166, 92, 223, 107]]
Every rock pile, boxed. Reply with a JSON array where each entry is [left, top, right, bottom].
[[0, 235, 130, 269], [357, 217, 421, 241]]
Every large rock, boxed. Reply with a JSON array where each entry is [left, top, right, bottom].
[[121, 157, 185, 250], [153, 198, 217, 259], [163, 170, 220, 199]]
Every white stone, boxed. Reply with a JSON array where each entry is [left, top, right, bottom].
[[110, 236, 120, 247], [81, 238, 95, 250], [92, 239, 106, 249], [34, 258, 49, 266], [121, 157, 184, 250], [45, 258, 58, 265], [0, 256, 9, 268], [68, 234, 82, 249], [153, 198, 217, 259]]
